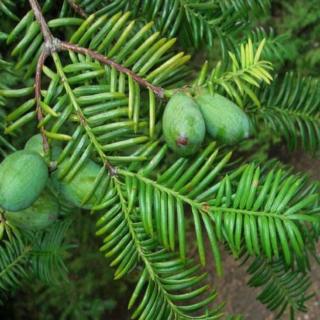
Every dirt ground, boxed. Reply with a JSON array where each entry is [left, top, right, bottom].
[[206, 152, 320, 320]]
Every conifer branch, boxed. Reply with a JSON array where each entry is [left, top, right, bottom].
[[29, 0, 53, 44], [35, 49, 50, 152], [29, 0, 56, 152], [28, 0, 165, 154], [59, 41, 165, 98]]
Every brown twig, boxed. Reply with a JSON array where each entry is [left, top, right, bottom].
[[29, 0, 55, 153], [67, 0, 87, 18], [29, 0, 164, 98], [104, 161, 117, 177], [29, 0, 53, 43], [28, 0, 165, 172], [35, 49, 50, 153], [29, 0, 68, 154], [59, 42, 165, 98]]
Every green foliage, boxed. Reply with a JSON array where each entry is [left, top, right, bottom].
[[251, 72, 320, 152], [3, 11, 190, 142], [94, 181, 224, 318], [267, 0, 320, 75], [0, 235, 30, 302], [0, 1, 319, 319], [0, 0, 19, 21], [241, 27, 290, 64], [29, 220, 70, 284], [194, 39, 273, 107], [247, 257, 313, 318], [0, 220, 70, 302], [70, 0, 251, 53], [214, 164, 319, 266], [0, 59, 19, 158], [1, 214, 128, 319], [128, 252, 223, 320]]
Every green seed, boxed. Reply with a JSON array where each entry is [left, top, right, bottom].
[[196, 93, 252, 145], [51, 159, 105, 209], [0, 150, 48, 211], [24, 134, 62, 159], [163, 93, 206, 157], [5, 189, 59, 231]]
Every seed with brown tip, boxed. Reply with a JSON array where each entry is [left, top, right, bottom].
[[176, 136, 189, 146]]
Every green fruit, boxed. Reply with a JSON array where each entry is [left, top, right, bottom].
[[0, 150, 48, 211], [4, 189, 59, 231], [196, 93, 251, 144], [163, 93, 206, 156], [25, 134, 61, 160], [51, 159, 104, 209]]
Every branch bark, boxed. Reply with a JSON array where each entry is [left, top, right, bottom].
[[29, 0, 54, 152], [28, 0, 165, 145], [29, 0, 164, 96], [67, 0, 87, 18], [28, 0, 165, 171], [29, 0, 53, 43], [35, 49, 50, 153], [59, 41, 165, 98]]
